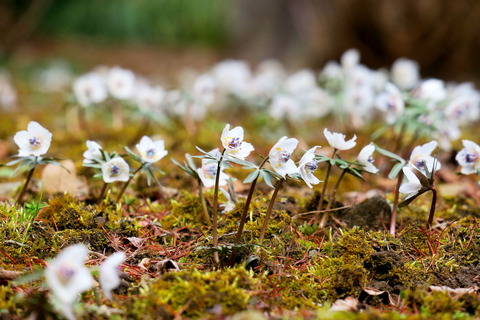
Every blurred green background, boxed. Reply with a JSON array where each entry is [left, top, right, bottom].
[[1, 0, 480, 81]]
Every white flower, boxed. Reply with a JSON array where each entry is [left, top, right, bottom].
[[357, 143, 378, 174], [284, 69, 317, 95], [106, 67, 136, 100], [102, 157, 130, 183], [320, 61, 343, 79], [197, 150, 229, 188], [391, 58, 419, 90], [341, 48, 360, 72], [192, 73, 217, 107], [269, 136, 299, 178], [269, 93, 302, 121], [73, 72, 107, 107], [298, 146, 321, 188], [135, 136, 168, 163], [14, 121, 52, 157], [220, 124, 254, 160], [408, 141, 441, 174], [212, 60, 251, 96], [99, 252, 125, 300], [412, 79, 446, 104], [455, 140, 480, 175], [399, 167, 423, 200], [134, 82, 165, 113], [45, 244, 94, 320], [83, 140, 103, 165], [374, 82, 405, 124], [323, 128, 356, 151]]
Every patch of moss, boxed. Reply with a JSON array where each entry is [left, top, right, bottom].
[[128, 267, 258, 319]]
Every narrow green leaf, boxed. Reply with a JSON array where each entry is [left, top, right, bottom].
[[374, 144, 405, 164], [388, 163, 404, 180], [243, 170, 260, 184]]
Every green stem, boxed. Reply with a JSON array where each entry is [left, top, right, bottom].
[[116, 165, 144, 203], [97, 182, 108, 204], [321, 168, 348, 225], [259, 178, 284, 245], [316, 149, 336, 222], [390, 170, 404, 236], [199, 183, 212, 226], [212, 149, 226, 265], [16, 160, 37, 205], [230, 156, 269, 265], [427, 187, 437, 229]]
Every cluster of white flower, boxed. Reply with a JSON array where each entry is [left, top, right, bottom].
[[69, 50, 480, 151], [73, 66, 165, 116], [45, 244, 125, 320]]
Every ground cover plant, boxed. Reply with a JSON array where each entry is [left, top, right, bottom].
[[1, 50, 480, 319]]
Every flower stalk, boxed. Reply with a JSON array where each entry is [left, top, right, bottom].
[[230, 156, 269, 265], [259, 178, 284, 245], [212, 149, 226, 265], [16, 163, 36, 205], [390, 169, 404, 236], [116, 165, 144, 203], [317, 149, 336, 222]]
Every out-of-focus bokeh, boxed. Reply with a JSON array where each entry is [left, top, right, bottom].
[[1, 0, 480, 81]]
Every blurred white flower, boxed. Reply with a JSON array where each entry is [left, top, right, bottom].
[[197, 150, 229, 188], [106, 67, 136, 100], [45, 244, 94, 320], [102, 157, 130, 183], [249, 59, 285, 99], [134, 81, 165, 113], [269, 136, 299, 178], [323, 128, 356, 151], [83, 140, 103, 165], [212, 60, 251, 96], [220, 124, 254, 160], [455, 140, 480, 175], [99, 252, 126, 300], [391, 58, 420, 90], [0, 71, 17, 109], [408, 140, 441, 174], [320, 61, 343, 79], [357, 143, 379, 174], [73, 72, 107, 107], [444, 90, 480, 125], [192, 73, 217, 107], [341, 48, 360, 72], [14, 121, 52, 157], [136, 136, 168, 163], [399, 167, 423, 200], [35, 62, 73, 93], [412, 79, 446, 105], [269, 93, 302, 121], [298, 146, 321, 188], [375, 82, 405, 124], [284, 69, 317, 95]]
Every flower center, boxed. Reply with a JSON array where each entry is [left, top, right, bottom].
[[146, 148, 156, 158], [465, 153, 478, 163], [227, 137, 241, 149], [110, 164, 120, 176], [305, 161, 318, 173], [29, 136, 42, 149], [367, 156, 375, 163], [56, 264, 76, 285], [279, 150, 291, 163], [204, 165, 217, 179]]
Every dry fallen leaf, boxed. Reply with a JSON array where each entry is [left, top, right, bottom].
[[41, 160, 77, 194], [330, 296, 359, 311]]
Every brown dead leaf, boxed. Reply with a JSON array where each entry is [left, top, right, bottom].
[[41, 160, 77, 194], [330, 296, 359, 311]]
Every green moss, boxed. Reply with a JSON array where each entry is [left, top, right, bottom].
[[129, 267, 258, 319]]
